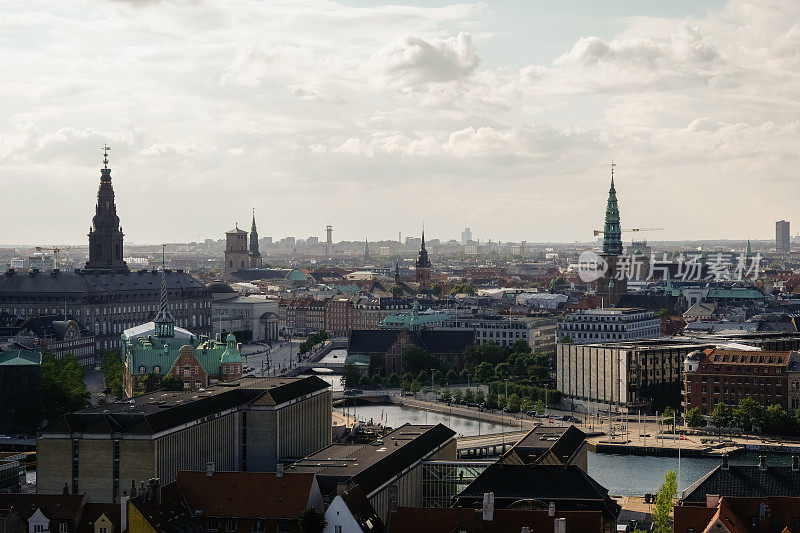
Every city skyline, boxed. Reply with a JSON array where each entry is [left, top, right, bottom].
[[3, 0, 800, 244]]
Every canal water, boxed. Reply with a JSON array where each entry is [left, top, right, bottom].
[[588, 451, 795, 497], [341, 403, 511, 436]]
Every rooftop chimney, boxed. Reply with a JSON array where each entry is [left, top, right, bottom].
[[706, 494, 720, 508], [206, 461, 215, 477], [554, 517, 566, 533], [722, 454, 729, 470], [793, 456, 799, 472], [120, 495, 129, 533], [759, 455, 767, 471], [548, 502, 556, 517], [276, 463, 284, 478], [482, 492, 494, 522]]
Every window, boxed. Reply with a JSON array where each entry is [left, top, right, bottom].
[[251, 520, 265, 533], [34, 525, 45, 533], [334, 527, 342, 533], [207, 518, 220, 531], [99, 528, 107, 533], [59, 523, 68, 533], [277, 520, 291, 533], [226, 518, 237, 532]]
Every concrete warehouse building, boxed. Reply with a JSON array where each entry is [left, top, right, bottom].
[[36, 376, 331, 503]]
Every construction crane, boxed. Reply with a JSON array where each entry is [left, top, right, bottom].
[[593, 227, 663, 236], [35, 246, 71, 270]]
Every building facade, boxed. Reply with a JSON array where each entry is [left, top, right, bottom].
[[0, 349, 42, 437], [777, 220, 791, 253], [556, 340, 710, 413], [440, 315, 557, 352], [557, 308, 660, 345], [683, 348, 799, 414], [37, 376, 332, 503]]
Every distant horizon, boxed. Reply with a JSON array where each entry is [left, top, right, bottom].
[[3, 1, 799, 243]]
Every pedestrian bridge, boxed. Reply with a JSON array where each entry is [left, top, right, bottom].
[[456, 431, 528, 458]]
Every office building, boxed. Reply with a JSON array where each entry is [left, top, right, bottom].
[[0, 349, 42, 436], [37, 376, 331, 502], [441, 315, 557, 352], [683, 348, 800, 413], [556, 339, 710, 413], [777, 220, 791, 253], [461, 228, 472, 245], [286, 424, 456, 524], [557, 308, 661, 344], [208, 282, 279, 341]]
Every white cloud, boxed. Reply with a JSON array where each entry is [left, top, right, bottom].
[[376, 32, 480, 86]]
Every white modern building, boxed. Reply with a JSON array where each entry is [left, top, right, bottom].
[[557, 308, 660, 344], [440, 315, 557, 353], [207, 282, 279, 341]]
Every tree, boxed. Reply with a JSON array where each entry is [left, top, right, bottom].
[[430, 282, 443, 296], [387, 373, 400, 388], [662, 407, 675, 432], [446, 368, 458, 384], [463, 389, 475, 404], [417, 370, 430, 385], [533, 399, 545, 415], [510, 339, 531, 355], [298, 507, 326, 533], [763, 404, 791, 435], [100, 350, 124, 399], [734, 397, 763, 432], [452, 389, 463, 404], [402, 345, 440, 375], [654, 308, 671, 318], [485, 391, 498, 409], [474, 362, 495, 383], [685, 407, 706, 428], [41, 354, 90, 420], [343, 364, 361, 388], [495, 362, 512, 380], [410, 379, 421, 394], [520, 397, 532, 413], [497, 394, 507, 410], [475, 389, 485, 405], [507, 393, 521, 413], [559, 334, 573, 344], [431, 370, 443, 385], [709, 403, 733, 429], [161, 374, 182, 391], [440, 388, 452, 403], [652, 470, 677, 533], [390, 284, 404, 297]]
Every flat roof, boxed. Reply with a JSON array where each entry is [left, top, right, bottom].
[[286, 423, 455, 495]]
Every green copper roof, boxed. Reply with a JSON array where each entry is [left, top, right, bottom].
[[602, 165, 623, 256], [287, 269, 308, 281], [220, 333, 241, 364], [0, 349, 41, 366], [706, 288, 764, 299]]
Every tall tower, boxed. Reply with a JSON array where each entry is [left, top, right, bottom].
[[363, 239, 372, 264], [85, 145, 128, 272], [325, 224, 333, 255], [153, 245, 176, 338], [415, 229, 432, 290], [597, 161, 627, 305], [224, 223, 249, 276], [249, 209, 262, 267]]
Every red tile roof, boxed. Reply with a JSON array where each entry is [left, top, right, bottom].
[[174, 471, 316, 519], [387, 507, 603, 533]]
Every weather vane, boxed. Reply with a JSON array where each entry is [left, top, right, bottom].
[[611, 159, 616, 179], [102, 143, 111, 169]]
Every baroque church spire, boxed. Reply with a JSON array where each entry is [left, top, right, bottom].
[[602, 160, 623, 257], [85, 144, 128, 272]]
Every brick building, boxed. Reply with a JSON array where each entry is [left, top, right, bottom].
[[683, 348, 800, 413]]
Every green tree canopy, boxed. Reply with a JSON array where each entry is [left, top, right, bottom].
[[41, 354, 90, 420], [474, 362, 495, 383], [402, 345, 441, 375], [507, 393, 521, 413], [685, 407, 706, 428], [298, 507, 326, 533], [100, 350, 124, 399], [734, 397, 763, 432], [709, 403, 733, 429], [763, 404, 791, 435], [653, 470, 678, 533]]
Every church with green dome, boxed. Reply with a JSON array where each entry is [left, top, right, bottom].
[[122, 263, 242, 398]]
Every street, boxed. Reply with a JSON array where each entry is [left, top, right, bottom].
[[240, 339, 305, 377]]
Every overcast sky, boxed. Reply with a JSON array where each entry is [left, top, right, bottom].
[[2, 0, 799, 245]]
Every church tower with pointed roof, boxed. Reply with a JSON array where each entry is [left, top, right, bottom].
[[415, 229, 432, 290], [249, 209, 262, 267], [85, 145, 128, 272], [597, 162, 627, 306]]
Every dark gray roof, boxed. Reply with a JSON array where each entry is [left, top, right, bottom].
[[546, 425, 587, 464], [349, 330, 403, 354], [0, 269, 206, 297], [205, 281, 235, 294], [41, 376, 329, 437], [339, 485, 384, 533], [455, 464, 620, 520], [680, 465, 800, 504]]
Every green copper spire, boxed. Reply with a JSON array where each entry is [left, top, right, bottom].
[[602, 161, 623, 256], [746, 239, 752, 257]]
